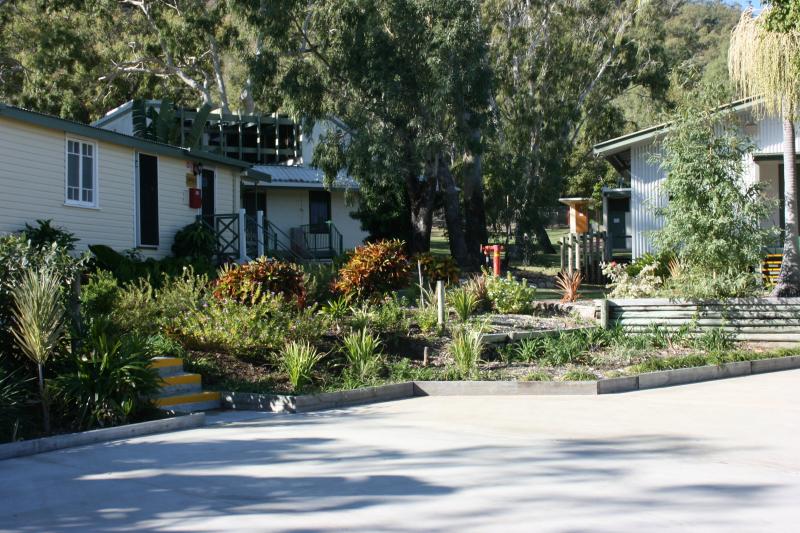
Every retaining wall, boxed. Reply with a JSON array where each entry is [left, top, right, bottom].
[[596, 297, 800, 342]]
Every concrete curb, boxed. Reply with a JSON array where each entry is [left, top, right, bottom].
[[0, 412, 206, 461], [222, 382, 415, 413], [221, 355, 800, 413], [413, 380, 597, 396], [596, 355, 800, 394]]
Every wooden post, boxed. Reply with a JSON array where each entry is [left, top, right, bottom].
[[436, 280, 446, 327], [597, 299, 609, 329], [575, 233, 581, 277], [417, 260, 425, 309], [560, 237, 566, 272], [567, 234, 574, 274], [423, 346, 429, 367]]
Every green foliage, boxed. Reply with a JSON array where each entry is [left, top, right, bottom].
[[144, 333, 185, 358], [448, 286, 479, 322], [80, 270, 119, 318], [521, 371, 551, 382], [88, 244, 212, 286], [415, 306, 440, 334], [0, 367, 29, 442], [21, 220, 78, 251], [113, 278, 159, 335], [692, 327, 736, 354], [154, 268, 207, 333], [485, 273, 537, 314], [305, 262, 339, 305], [651, 89, 776, 297], [176, 297, 287, 359], [52, 332, 160, 430], [449, 327, 483, 379], [171, 221, 216, 261], [10, 265, 66, 369], [415, 253, 460, 285], [213, 258, 307, 308], [280, 341, 323, 392], [561, 368, 598, 381], [625, 251, 673, 279], [333, 240, 411, 300], [341, 328, 383, 385]]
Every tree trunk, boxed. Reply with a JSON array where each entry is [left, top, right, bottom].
[[461, 133, 488, 266], [773, 115, 800, 296], [533, 214, 556, 254], [38, 363, 50, 435], [436, 160, 472, 268], [405, 172, 436, 255]]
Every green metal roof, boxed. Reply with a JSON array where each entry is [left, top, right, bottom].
[[0, 102, 271, 182]]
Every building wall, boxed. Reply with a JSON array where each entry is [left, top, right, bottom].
[[626, 110, 791, 258], [264, 187, 366, 251], [0, 115, 238, 258]]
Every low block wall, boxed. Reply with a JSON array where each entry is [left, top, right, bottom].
[[597, 297, 800, 342]]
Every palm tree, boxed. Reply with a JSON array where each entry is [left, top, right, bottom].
[[729, 8, 800, 296], [11, 266, 66, 434]]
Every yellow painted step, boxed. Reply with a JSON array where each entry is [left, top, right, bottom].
[[155, 391, 220, 408], [161, 373, 201, 386], [149, 357, 183, 369]]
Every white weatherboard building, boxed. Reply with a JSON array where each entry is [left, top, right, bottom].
[[0, 101, 367, 261], [594, 99, 789, 259]]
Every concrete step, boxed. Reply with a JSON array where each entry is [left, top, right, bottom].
[[150, 357, 185, 377], [155, 391, 222, 413], [159, 373, 202, 396]]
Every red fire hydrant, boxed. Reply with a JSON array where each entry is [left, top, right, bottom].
[[481, 244, 504, 276]]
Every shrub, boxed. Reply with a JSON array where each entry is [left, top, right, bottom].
[[341, 328, 383, 384], [213, 258, 306, 307], [333, 239, 411, 300], [144, 333, 185, 358], [0, 235, 82, 358], [625, 251, 673, 279], [464, 273, 490, 311], [21, 219, 78, 251], [485, 273, 537, 314], [555, 271, 582, 303], [53, 333, 160, 430], [448, 286, 479, 322], [80, 270, 119, 319], [305, 263, 339, 305], [449, 327, 483, 379], [113, 278, 159, 334], [522, 371, 552, 382], [171, 221, 216, 261], [414, 253, 460, 284], [155, 268, 207, 332], [176, 297, 286, 358], [280, 341, 323, 392], [10, 265, 67, 434], [0, 367, 29, 442], [602, 261, 664, 298]]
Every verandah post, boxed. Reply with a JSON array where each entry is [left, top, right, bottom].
[[238, 208, 247, 262], [256, 210, 265, 258]]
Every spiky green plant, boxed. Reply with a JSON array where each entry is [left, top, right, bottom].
[[449, 327, 484, 379], [11, 266, 66, 433], [448, 286, 479, 322], [341, 328, 383, 384], [280, 341, 323, 392]]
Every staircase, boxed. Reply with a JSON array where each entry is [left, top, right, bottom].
[[763, 253, 782, 284], [149, 357, 221, 412]]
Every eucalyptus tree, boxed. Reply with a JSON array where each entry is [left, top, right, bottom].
[[483, 0, 672, 254], [240, 0, 491, 262], [729, 6, 800, 296]]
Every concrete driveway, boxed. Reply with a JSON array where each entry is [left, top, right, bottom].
[[1, 371, 799, 533]]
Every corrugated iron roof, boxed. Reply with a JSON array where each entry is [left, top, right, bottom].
[[251, 164, 359, 190]]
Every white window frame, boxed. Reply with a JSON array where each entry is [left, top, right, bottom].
[[64, 137, 99, 208]]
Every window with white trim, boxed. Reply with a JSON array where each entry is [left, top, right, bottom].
[[66, 139, 97, 206]]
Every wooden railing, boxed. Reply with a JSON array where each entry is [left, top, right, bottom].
[[559, 231, 610, 284]]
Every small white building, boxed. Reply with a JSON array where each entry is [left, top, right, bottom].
[[0, 101, 367, 262], [94, 102, 368, 260], [593, 99, 787, 259]]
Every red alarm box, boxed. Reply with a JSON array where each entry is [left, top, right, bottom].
[[189, 188, 202, 208]]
